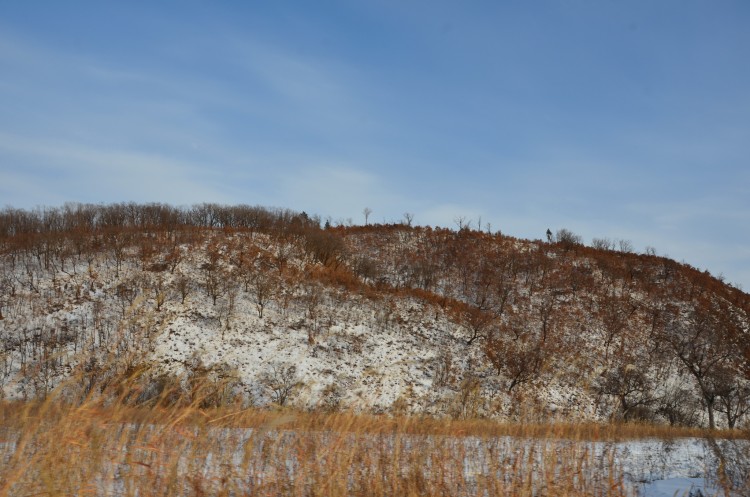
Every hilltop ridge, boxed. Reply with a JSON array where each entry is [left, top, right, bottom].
[[1, 203, 748, 428]]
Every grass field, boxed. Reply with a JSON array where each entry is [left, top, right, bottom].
[[1, 385, 748, 497]]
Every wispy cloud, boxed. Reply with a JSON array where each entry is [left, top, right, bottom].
[[1, 4, 749, 290], [0, 133, 235, 206], [219, 34, 379, 144], [275, 163, 403, 222]]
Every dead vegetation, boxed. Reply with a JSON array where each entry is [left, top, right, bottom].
[[0, 390, 742, 497]]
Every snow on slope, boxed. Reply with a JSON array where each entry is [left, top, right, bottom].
[[1, 226, 748, 429], [0, 229, 585, 415]]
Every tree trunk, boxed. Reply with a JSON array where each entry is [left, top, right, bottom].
[[706, 400, 716, 430]]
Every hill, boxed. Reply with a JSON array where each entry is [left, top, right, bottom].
[[1, 203, 748, 428]]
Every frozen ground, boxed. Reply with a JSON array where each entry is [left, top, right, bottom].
[[0, 417, 746, 496], [616, 438, 750, 497], [641, 478, 720, 497]]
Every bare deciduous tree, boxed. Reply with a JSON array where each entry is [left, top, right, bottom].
[[260, 363, 302, 406], [250, 267, 277, 319], [485, 317, 548, 394], [362, 207, 372, 226], [460, 307, 496, 346], [618, 239, 634, 253], [433, 350, 453, 388], [659, 299, 742, 429], [592, 237, 614, 250], [202, 245, 224, 306], [454, 216, 470, 231], [555, 229, 582, 246], [595, 363, 654, 421], [402, 212, 414, 227], [174, 273, 191, 305], [713, 370, 750, 429], [217, 282, 238, 337]]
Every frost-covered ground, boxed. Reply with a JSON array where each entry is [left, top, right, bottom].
[[106, 432, 750, 496], [0, 239, 598, 418], [641, 479, 718, 497], [1, 404, 747, 495], [151, 293, 485, 412], [613, 438, 737, 496]]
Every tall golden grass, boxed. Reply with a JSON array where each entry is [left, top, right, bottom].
[[0, 379, 747, 497]]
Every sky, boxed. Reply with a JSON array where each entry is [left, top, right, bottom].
[[1, 1, 749, 290]]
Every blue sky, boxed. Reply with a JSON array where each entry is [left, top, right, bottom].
[[1, 1, 749, 290]]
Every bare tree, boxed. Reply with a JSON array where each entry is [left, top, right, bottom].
[[659, 300, 741, 429], [217, 282, 239, 337], [656, 383, 700, 427], [555, 229, 582, 246], [592, 237, 614, 250], [250, 268, 276, 319], [460, 307, 496, 346], [618, 239, 634, 253], [454, 216, 470, 231], [174, 273, 192, 305], [260, 363, 302, 406], [201, 245, 224, 306], [432, 350, 453, 388], [598, 290, 638, 359], [362, 207, 372, 226], [165, 244, 183, 273], [713, 370, 750, 429], [108, 232, 131, 278], [595, 363, 654, 421], [0, 274, 12, 320], [150, 275, 168, 312], [0, 347, 14, 397], [451, 375, 483, 419], [402, 212, 414, 227], [485, 316, 548, 394]]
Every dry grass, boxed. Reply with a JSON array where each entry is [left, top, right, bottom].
[[0, 386, 747, 497]]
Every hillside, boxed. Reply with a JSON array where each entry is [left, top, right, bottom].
[[1, 203, 748, 428]]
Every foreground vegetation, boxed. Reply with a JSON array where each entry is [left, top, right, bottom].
[[1, 381, 749, 497]]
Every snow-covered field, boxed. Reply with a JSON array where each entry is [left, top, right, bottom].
[[614, 438, 740, 496], [4, 423, 738, 496], [641, 479, 714, 497]]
